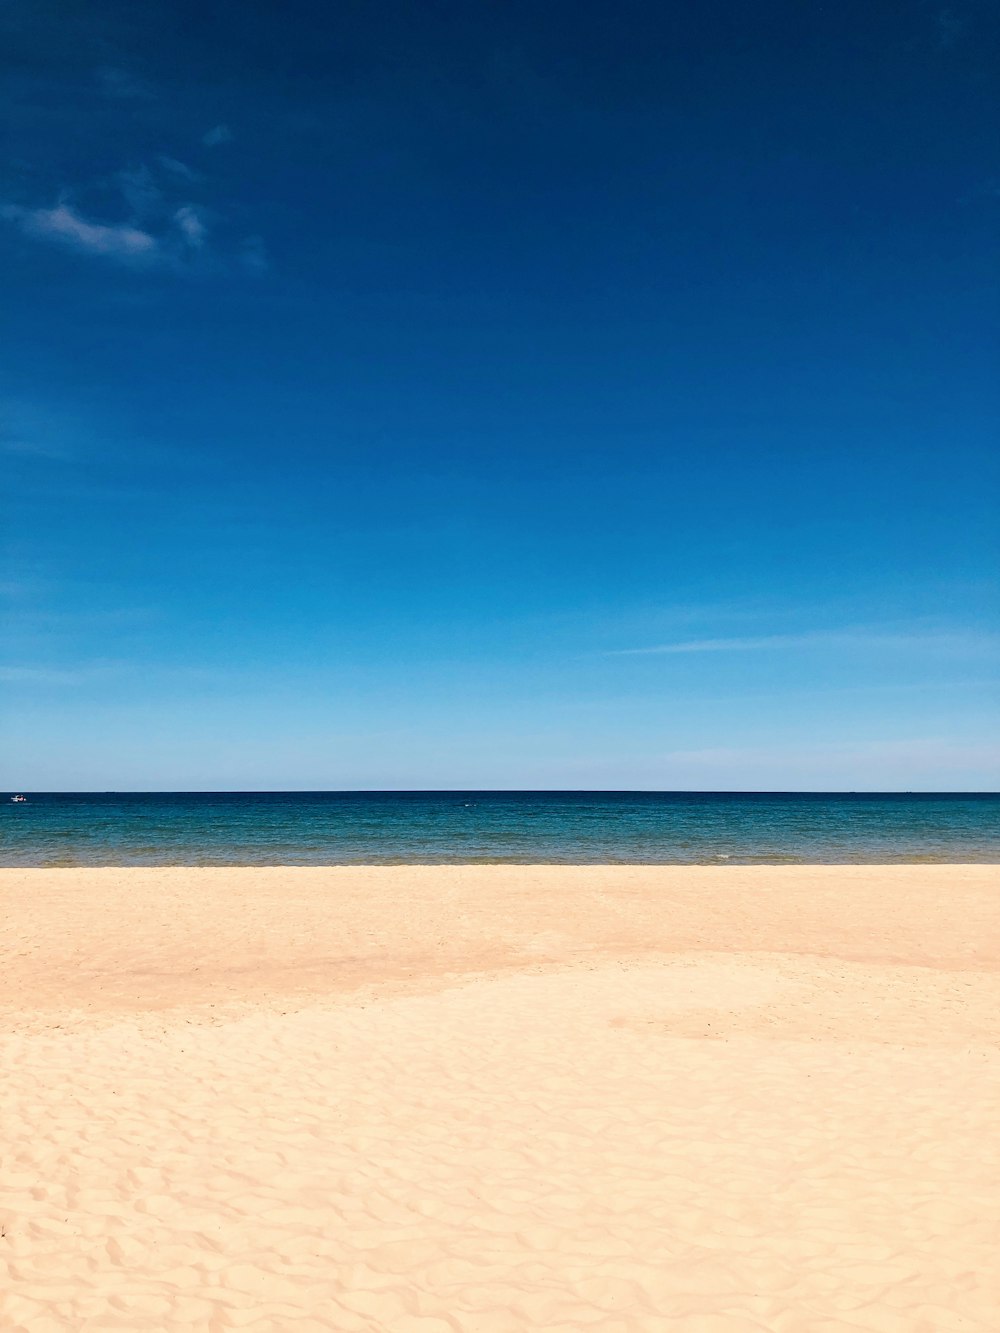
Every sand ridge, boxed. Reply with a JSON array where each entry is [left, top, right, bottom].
[[1, 866, 999, 1331]]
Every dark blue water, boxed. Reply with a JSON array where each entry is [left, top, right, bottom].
[[2, 791, 997, 866]]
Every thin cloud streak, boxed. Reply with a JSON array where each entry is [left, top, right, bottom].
[[2, 202, 159, 262], [611, 630, 1000, 656]]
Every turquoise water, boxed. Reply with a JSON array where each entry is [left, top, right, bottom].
[[2, 791, 997, 866]]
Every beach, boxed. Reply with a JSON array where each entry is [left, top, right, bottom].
[[2, 864, 998, 1331]]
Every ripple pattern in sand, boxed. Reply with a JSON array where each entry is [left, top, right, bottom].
[[2, 961, 999, 1332]]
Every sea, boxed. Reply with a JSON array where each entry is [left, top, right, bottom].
[[2, 791, 998, 866]]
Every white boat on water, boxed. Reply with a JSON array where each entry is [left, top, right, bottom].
[[10, 794, 27, 803]]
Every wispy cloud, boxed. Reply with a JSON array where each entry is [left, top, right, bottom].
[[116, 164, 164, 220], [611, 629, 1000, 656], [203, 123, 232, 147], [158, 155, 200, 182], [614, 633, 810, 655], [1, 146, 262, 273], [174, 204, 207, 248], [2, 202, 159, 262]]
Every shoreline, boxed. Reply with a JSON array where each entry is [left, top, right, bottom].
[[5, 859, 998, 870]]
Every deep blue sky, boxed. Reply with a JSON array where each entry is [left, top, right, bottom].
[[2, 0, 998, 790]]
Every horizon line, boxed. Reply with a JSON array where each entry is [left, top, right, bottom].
[[5, 788, 999, 797]]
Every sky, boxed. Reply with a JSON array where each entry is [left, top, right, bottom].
[[2, 0, 998, 791]]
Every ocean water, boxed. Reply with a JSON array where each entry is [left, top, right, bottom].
[[2, 791, 998, 866]]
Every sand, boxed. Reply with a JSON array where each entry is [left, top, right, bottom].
[[1, 865, 998, 1332]]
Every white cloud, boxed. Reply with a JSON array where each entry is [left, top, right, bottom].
[[1, 202, 159, 262], [174, 204, 207, 248], [203, 123, 232, 147], [2, 144, 263, 273]]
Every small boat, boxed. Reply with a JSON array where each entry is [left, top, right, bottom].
[[10, 794, 27, 803]]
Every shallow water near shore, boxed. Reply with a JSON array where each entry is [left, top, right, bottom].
[[2, 790, 998, 866]]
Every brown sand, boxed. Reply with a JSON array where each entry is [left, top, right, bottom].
[[1, 864, 998, 1331]]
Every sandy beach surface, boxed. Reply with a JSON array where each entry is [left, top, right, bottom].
[[2, 864, 998, 1332]]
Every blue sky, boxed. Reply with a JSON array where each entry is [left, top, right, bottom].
[[2, 0, 998, 790]]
